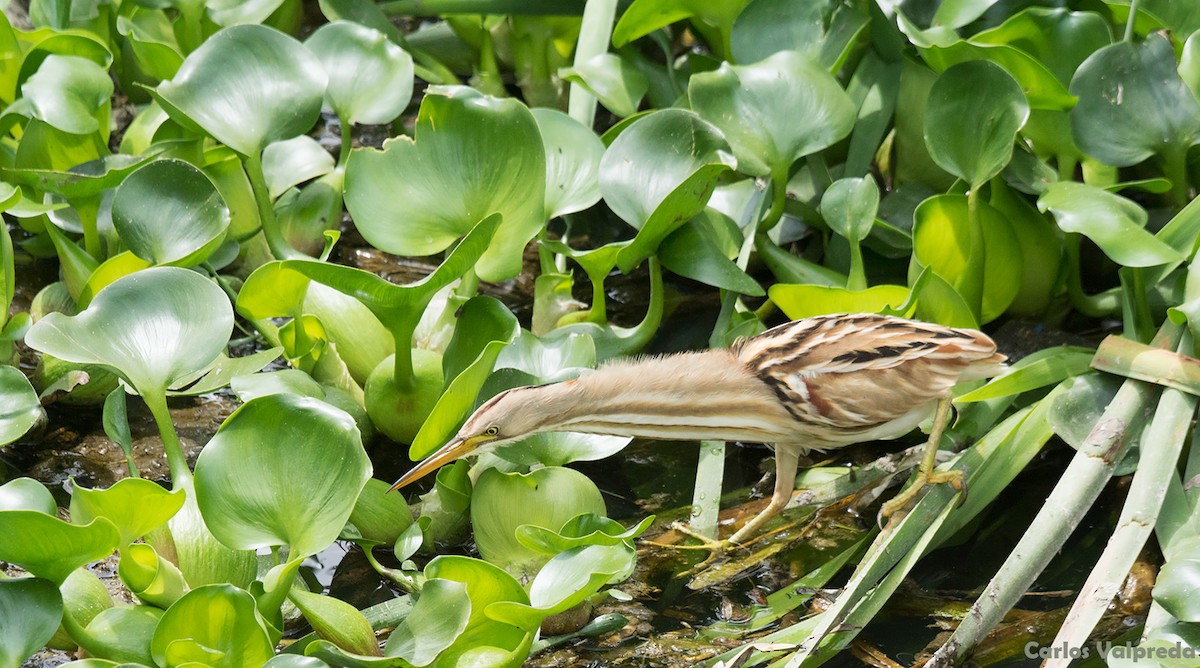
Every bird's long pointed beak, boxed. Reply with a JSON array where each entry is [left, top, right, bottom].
[[387, 435, 477, 493]]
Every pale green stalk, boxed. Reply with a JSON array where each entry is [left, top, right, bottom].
[[1124, 0, 1141, 43], [244, 152, 302, 261], [1144, 408, 1200, 639], [142, 392, 192, 488], [927, 324, 1181, 667], [1045, 336, 1197, 666], [696, 200, 763, 536], [568, 0, 619, 127], [688, 441, 724, 538]]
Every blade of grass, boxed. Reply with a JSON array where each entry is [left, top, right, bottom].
[[702, 536, 870, 638], [927, 323, 1181, 667], [1046, 335, 1198, 666]]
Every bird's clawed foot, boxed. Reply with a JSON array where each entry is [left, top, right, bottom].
[[645, 521, 744, 573], [877, 468, 966, 525]]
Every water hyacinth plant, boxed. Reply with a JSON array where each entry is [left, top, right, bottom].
[[0, 0, 1200, 666]]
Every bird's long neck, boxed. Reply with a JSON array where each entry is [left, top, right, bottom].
[[519, 349, 795, 443]]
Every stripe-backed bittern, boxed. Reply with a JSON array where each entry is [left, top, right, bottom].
[[390, 313, 1006, 547]]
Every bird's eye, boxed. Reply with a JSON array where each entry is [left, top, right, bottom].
[[484, 426, 500, 437]]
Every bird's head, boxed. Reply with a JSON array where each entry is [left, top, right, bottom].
[[387, 384, 561, 492]]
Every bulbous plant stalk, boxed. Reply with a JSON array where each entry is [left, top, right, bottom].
[[142, 392, 191, 488], [244, 152, 303, 261]]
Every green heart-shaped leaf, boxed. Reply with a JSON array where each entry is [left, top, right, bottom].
[[516, 513, 654, 555], [21, 54, 112, 135], [116, 9, 184, 81], [262, 136, 335, 200], [658, 223, 763, 295], [344, 86, 544, 281], [487, 543, 634, 631], [612, 0, 750, 57], [382, 578, 470, 663], [26, 267, 233, 396], [769, 284, 913, 319], [82, 603, 161, 664], [290, 588, 380, 658], [69, 478, 185, 546], [970, 8, 1111, 87], [347, 478, 414, 546], [0, 366, 44, 446], [305, 21, 414, 126], [689, 50, 855, 178], [0, 478, 55, 514], [422, 555, 531, 665], [150, 585, 274, 667], [924, 60, 1030, 188], [112, 159, 230, 266], [0, 578, 63, 668], [1070, 34, 1200, 167], [600, 108, 733, 231], [532, 108, 604, 219], [559, 53, 648, 118], [822, 176, 880, 243], [6, 153, 149, 199], [731, 0, 858, 68], [1154, 552, 1200, 622], [194, 393, 369, 557], [1038, 182, 1183, 267], [154, 24, 326, 156], [0, 511, 119, 584]]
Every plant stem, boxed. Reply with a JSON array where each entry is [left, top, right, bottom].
[[244, 152, 302, 261], [1056, 154, 1077, 183], [338, 116, 354, 167], [963, 186, 986, 320], [391, 320, 419, 392], [362, 545, 420, 593], [77, 195, 102, 261], [689, 441, 724, 539], [1045, 336, 1197, 667], [927, 323, 1182, 667], [1120, 266, 1154, 343], [757, 166, 789, 232], [1064, 234, 1122, 317], [568, 0, 619, 126], [846, 241, 867, 291], [1163, 144, 1190, 208], [142, 392, 192, 489], [59, 605, 108, 659], [586, 268, 608, 324], [1124, 0, 1141, 42]]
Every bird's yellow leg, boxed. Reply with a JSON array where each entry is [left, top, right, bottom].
[[879, 396, 961, 519], [728, 444, 800, 545]]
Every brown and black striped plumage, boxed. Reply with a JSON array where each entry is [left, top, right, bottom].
[[734, 314, 1005, 446], [391, 313, 1006, 544]]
